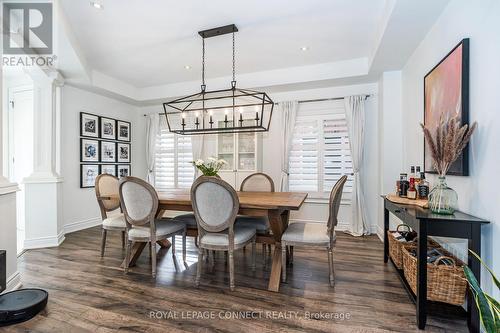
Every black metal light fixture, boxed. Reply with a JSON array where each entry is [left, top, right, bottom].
[[163, 24, 274, 135]]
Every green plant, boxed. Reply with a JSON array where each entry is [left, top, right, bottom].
[[192, 157, 227, 176], [463, 250, 499, 333]]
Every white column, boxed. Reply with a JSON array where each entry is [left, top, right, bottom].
[[377, 71, 403, 237], [0, 45, 21, 292], [23, 70, 65, 249]]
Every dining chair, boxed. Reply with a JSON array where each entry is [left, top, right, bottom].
[[95, 174, 126, 257], [119, 176, 186, 278], [281, 175, 347, 287], [236, 173, 274, 256], [192, 176, 256, 291]]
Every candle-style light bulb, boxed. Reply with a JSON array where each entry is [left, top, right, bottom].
[[224, 109, 228, 127], [181, 112, 186, 129], [195, 111, 199, 129], [209, 110, 213, 128], [239, 108, 243, 126]]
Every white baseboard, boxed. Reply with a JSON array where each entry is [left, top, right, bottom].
[[4, 271, 22, 292], [376, 225, 384, 242], [24, 230, 65, 250], [64, 217, 101, 234]]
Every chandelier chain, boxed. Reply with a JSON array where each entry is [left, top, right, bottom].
[[232, 31, 236, 83], [202, 38, 205, 87]]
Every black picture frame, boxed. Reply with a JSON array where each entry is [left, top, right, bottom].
[[117, 142, 131, 163], [117, 120, 131, 142], [80, 112, 99, 138], [424, 38, 470, 176], [80, 164, 99, 188], [80, 138, 100, 162], [100, 117, 117, 140], [99, 164, 117, 177], [100, 140, 117, 163], [117, 164, 131, 178]]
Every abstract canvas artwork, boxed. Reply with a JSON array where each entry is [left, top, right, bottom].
[[424, 38, 469, 175]]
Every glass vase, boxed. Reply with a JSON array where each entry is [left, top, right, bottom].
[[428, 176, 458, 215]]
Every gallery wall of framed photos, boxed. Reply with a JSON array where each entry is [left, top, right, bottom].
[[80, 112, 132, 188]]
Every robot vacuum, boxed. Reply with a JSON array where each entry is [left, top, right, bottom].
[[0, 289, 48, 326]]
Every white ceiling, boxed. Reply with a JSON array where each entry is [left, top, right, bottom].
[[60, 0, 387, 88]]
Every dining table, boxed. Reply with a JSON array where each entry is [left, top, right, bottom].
[[105, 189, 307, 292]]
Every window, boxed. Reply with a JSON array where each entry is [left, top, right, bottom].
[[154, 123, 194, 190], [289, 100, 353, 199]]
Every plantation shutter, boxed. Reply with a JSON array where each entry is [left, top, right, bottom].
[[289, 100, 353, 199], [154, 120, 194, 190]]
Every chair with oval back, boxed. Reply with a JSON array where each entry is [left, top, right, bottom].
[[95, 174, 126, 257], [236, 173, 275, 256], [192, 176, 256, 291], [280, 175, 347, 287], [119, 176, 187, 278]]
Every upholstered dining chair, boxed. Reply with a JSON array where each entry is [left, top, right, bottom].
[[236, 173, 274, 256], [192, 176, 256, 291], [281, 175, 347, 287], [95, 174, 126, 257], [119, 176, 186, 278]]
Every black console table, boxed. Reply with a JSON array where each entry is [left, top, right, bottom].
[[382, 197, 489, 332]]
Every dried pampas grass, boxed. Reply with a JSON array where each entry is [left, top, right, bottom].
[[421, 114, 477, 176]]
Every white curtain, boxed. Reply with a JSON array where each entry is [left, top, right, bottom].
[[279, 101, 298, 191], [145, 113, 159, 184], [343, 96, 369, 236], [191, 135, 204, 179]]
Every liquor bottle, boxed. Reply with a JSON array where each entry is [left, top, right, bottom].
[[414, 166, 421, 183], [399, 173, 409, 197], [410, 166, 416, 181], [407, 178, 417, 200], [417, 172, 429, 199]]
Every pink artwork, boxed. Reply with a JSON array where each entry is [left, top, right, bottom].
[[424, 39, 469, 175]]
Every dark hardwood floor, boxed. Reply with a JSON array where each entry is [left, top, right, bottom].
[[4, 227, 466, 332]]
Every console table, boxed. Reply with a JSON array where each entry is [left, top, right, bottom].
[[382, 196, 489, 332]]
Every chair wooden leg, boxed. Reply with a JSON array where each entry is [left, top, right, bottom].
[[229, 250, 235, 291], [100, 229, 107, 257], [252, 237, 256, 271], [171, 235, 176, 258], [182, 231, 186, 263], [328, 248, 335, 287], [290, 246, 294, 264], [282, 244, 287, 282], [267, 244, 272, 256], [151, 241, 157, 278], [121, 231, 125, 249], [196, 247, 203, 287], [124, 240, 132, 273]]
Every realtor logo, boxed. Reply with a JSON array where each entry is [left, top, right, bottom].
[[2, 3, 53, 55]]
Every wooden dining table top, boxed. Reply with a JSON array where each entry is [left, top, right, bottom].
[[104, 189, 308, 211], [156, 189, 307, 210]]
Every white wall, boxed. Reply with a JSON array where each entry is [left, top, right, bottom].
[[401, 0, 500, 297], [60, 85, 145, 232]]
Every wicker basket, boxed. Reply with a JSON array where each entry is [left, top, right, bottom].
[[401, 244, 468, 306], [387, 224, 413, 269]]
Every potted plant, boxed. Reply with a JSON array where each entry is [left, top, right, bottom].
[[192, 157, 228, 177], [463, 250, 499, 333], [421, 115, 477, 214]]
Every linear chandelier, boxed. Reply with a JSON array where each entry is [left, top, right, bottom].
[[163, 24, 274, 135]]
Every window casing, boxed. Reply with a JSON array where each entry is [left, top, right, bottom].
[[289, 100, 353, 200]]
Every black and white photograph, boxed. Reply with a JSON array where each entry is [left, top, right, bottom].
[[100, 117, 116, 140], [80, 138, 99, 162], [80, 164, 99, 188], [117, 164, 130, 178], [100, 164, 117, 177], [117, 120, 131, 141], [117, 143, 130, 163], [100, 141, 116, 163], [80, 112, 99, 138]]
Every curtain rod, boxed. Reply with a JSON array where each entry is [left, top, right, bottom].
[[144, 95, 371, 116]]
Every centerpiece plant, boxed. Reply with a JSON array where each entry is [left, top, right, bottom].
[[192, 157, 228, 177], [421, 114, 477, 214]]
